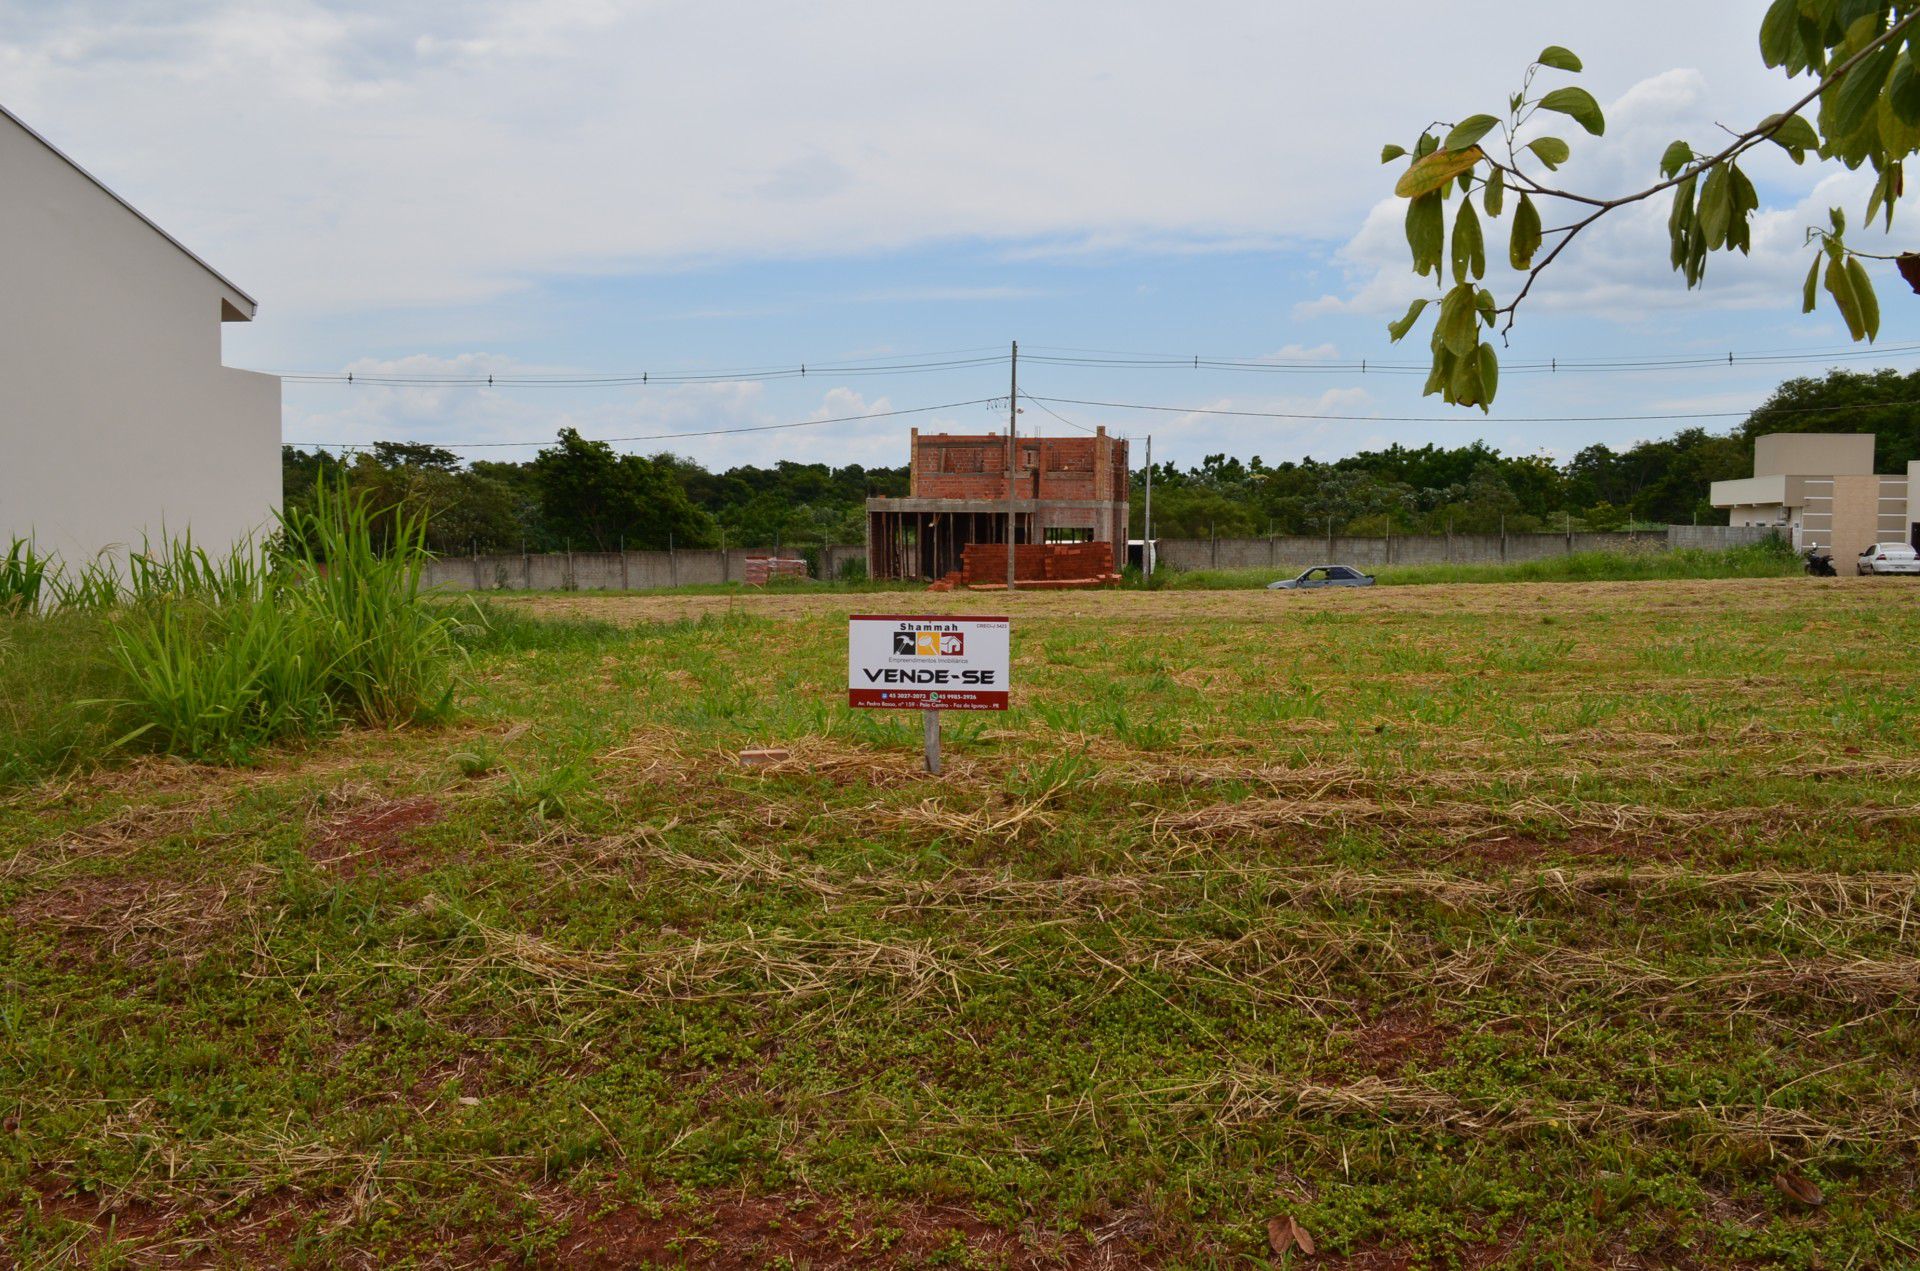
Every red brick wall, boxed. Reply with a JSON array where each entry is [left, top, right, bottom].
[[960, 541, 1116, 583], [912, 432, 1127, 502]]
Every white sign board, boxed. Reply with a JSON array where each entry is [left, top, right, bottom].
[[848, 614, 1010, 711]]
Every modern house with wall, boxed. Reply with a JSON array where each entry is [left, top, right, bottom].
[[1709, 432, 1917, 554], [865, 428, 1130, 582], [1, 103, 280, 570]]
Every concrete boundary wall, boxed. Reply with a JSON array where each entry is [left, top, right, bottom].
[[422, 545, 866, 592], [1154, 525, 1777, 573], [420, 525, 1779, 592]]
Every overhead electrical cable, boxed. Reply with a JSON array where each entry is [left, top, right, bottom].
[[1020, 343, 1920, 375], [1022, 392, 1920, 425], [1017, 390, 1100, 435], [271, 339, 1920, 387], [275, 350, 1009, 387], [287, 397, 1001, 450]]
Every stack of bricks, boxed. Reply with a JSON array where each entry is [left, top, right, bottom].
[[947, 542, 1119, 590]]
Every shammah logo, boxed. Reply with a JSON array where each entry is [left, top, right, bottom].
[[894, 631, 964, 656]]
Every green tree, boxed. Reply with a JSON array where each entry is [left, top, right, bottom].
[[1743, 367, 1920, 467], [1380, 6, 1920, 409], [531, 429, 715, 551]]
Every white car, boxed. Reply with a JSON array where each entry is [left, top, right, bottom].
[[1856, 543, 1920, 576]]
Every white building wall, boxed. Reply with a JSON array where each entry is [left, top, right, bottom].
[[0, 110, 280, 570]]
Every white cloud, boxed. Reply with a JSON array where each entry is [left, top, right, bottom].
[[1294, 64, 1899, 334], [1, 0, 1789, 325], [1268, 343, 1340, 361], [280, 358, 993, 471]]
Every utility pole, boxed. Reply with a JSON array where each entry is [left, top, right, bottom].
[[1006, 340, 1019, 591], [1143, 435, 1153, 580]]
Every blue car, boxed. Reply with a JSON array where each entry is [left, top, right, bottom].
[[1268, 565, 1375, 590]]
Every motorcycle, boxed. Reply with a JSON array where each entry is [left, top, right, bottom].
[[1803, 548, 1837, 577]]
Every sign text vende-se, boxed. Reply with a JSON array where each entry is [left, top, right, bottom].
[[848, 615, 1010, 710]]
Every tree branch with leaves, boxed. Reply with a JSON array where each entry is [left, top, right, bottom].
[[1383, 1, 1920, 411]]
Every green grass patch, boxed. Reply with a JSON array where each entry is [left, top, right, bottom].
[[1153, 538, 1801, 590]]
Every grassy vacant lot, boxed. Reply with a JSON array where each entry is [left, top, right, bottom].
[[5, 578, 1919, 1267]]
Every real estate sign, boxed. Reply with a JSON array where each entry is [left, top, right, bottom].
[[848, 615, 1010, 711]]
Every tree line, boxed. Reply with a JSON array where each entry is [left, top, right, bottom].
[[1136, 370, 1920, 538], [283, 369, 1920, 551]]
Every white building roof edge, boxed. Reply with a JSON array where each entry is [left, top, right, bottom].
[[0, 100, 258, 318]]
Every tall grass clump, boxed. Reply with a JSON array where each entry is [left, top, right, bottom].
[[281, 481, 460, 725], [1, 538, 54, 614], [105, 483, 460, 761]]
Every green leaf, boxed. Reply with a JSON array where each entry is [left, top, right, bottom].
[[1759, 113, 1818, 161], [1413, 132, 1440, 159], [1889, 56, 1920, 125], [1726, 164, 1757, 253], [1538, 86, 1605, 135], [1483, 165, 1504, 217], [1449, 342, 1483, 407], [1802, 255, 1821, 313], [1510, 193, 1542, 270], [1825, 253, 1867, 340], [1451, 197, 1485, 282], [1759, 0, 1799, 68], [1697, 165, 1732, 249], [1536, 45, 1582, 72], [1387, 298, 1429, 342], [1445, 114, 1501, 151], [1668, 173, 1697, 277], [1434, 284, 1480, 358], [1476, 343, 1500, 408], [1381, 143, 1409, 164], [1395, 145, 1484, 198], [1828, 47, 1894, 143], [1846, 255, 1880, 340], [1879, 83, 1920, 159], [1527, 136, 1571, 169], [1405, 191, 1445, 276], [1660, 140, 1694, 178]]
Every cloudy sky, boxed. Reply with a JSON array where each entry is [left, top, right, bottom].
[[5, 0, 1918, 469]]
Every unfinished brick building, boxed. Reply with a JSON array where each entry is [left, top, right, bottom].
[[865, 427, 1131, 584]]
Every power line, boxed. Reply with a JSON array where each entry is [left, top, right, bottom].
[[286, 397, 1000, 450], [1020, 343, 1920, 376], [1017, 390, 1099, 435], [1023, 391, 1920, 426], [276, 349, 1009, 387], [269, 339, 1920, 386], [286, 382, 1920, 453]]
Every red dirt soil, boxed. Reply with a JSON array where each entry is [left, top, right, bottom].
[[550, 1191, 1157, 1269], [309, 795, 445, 877]]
